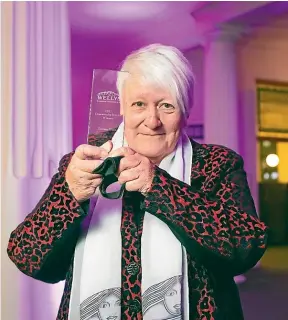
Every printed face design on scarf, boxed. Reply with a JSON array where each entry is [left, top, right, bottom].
[[164, 281, 182, 316], [142, 276, 182, 319], [98, 293, 121, 320], [81, 288, 121, 320]]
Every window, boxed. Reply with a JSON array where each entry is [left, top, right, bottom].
[[257, 81, 288, 184]]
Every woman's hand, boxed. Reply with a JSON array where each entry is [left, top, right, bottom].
[[110, 149, 155, 194], [65, 141, 113, 202]]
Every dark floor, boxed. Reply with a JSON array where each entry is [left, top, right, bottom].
[[239, 268, 288, 320]]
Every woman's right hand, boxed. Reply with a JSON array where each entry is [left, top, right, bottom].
[[65, 141, 113, 202]]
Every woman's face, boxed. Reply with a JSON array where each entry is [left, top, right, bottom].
[[121, 77, 184, 164], [98, 293, 121, 320], [163, 281, 181, 315]]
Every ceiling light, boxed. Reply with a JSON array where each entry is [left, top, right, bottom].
[[84, 2, 168, 21]]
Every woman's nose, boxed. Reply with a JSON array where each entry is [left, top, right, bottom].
[[144, 109, 161, 129]]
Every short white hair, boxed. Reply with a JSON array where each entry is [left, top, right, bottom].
[[116, 44, 194, 117]]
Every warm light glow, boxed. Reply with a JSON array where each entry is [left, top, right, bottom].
[[263, 140, 271, 147], [263, 172, 270, 180], [278, 142, 288, 183], [271, 172, 279, 180], [266, 154, 280, 167]]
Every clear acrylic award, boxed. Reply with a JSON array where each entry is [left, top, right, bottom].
[[87, 69, 128, 144]]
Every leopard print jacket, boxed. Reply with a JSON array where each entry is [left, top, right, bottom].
[[7, 129, 268, 320]]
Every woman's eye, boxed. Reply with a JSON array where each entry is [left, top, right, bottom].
[[100, 302, 110, 308], [132, 101, 144, 107], [166, 290, 176, 296], [160, 103, 174, 110]]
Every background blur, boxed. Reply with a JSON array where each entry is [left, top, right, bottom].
[[1, 1, 288, 319]]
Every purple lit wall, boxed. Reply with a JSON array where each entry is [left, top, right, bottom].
[[185, 46, 205, 127]]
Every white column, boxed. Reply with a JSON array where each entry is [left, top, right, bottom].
[[1, 2, 72, 319], [203, 25, 247, 284], [203, 25, 242, 153]]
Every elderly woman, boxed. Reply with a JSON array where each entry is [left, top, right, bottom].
[[8, 44, 268, 320]]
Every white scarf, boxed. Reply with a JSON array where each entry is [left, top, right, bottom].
[[69, 122, 193, 320]]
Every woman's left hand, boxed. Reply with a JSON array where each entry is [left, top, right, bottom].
[[119, 153, 155, 193], [110, 148, 155, 194]]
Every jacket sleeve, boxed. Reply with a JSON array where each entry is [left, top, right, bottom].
[[142, 152, 268, 277], [7, 152, 88, 284]]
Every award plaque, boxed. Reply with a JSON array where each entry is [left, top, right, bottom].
[[87, 69, 129, 144]]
